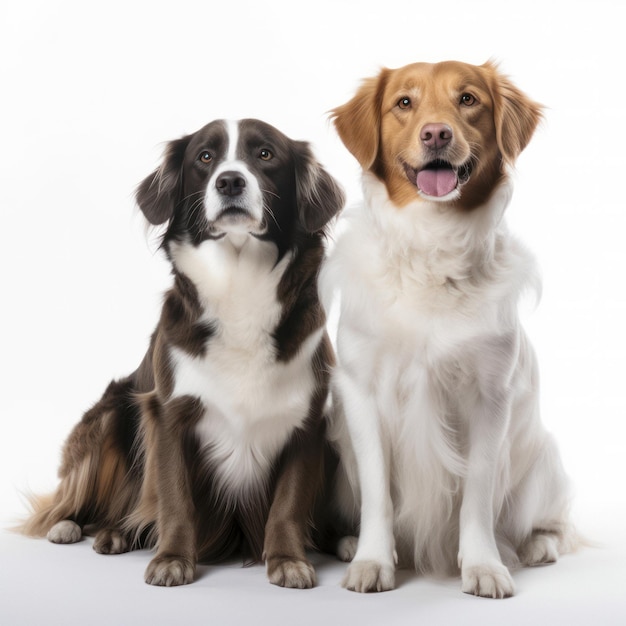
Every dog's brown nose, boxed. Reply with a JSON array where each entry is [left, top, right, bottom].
[[420, 124, 453, 150], [216, 171, 246, 197]]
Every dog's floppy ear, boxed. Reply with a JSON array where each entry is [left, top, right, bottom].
[[330, 68, 389, 170], [294, 141, 345, 233], [136, 135, 190, 225], [485, 62, 544, 165]]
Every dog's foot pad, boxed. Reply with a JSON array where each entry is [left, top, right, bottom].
[[47, 520, 82, 544], [144, 555, 195, 587], [461, 563, 515, 599], [342, 560, 395, 593], [93, 529, 129, 555], [267, 557, 316, 589], [337, 536, 358, 562], [519, 532, 559, 566]]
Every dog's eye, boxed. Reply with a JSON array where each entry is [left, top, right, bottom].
[[397, 97, 412, 110], [460, 93, 477, 107], [199, 151, 213, 164], [259, 149, 273, 161]]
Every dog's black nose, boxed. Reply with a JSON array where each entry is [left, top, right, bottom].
[[216, 171, 246, 197], [420, 123, 453, 150]]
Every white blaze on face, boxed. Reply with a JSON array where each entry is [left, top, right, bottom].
[[203, 120, 265, 230]]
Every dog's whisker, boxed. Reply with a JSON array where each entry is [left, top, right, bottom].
[[263, 203, 281, 231], [260, 187, 280, 200]]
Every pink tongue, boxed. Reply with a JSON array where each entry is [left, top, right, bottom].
[[416, 168, 458, 197]]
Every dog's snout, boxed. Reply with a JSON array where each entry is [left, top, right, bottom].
[[420, 123, 453, 150], [216, 171, 246, 197]]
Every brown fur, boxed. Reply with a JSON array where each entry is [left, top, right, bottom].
[[18, 119, 344, 589], [331, 60, 543, 209]]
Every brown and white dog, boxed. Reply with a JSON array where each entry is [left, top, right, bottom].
[[321, 61, 576, 597], [20, 118, 344, 588]]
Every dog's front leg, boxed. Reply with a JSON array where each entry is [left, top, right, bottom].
[[144, 396, 199, 587], [336, 367, 396, 593], [458, 335, 518, 598], [263, 419, 325, 589]]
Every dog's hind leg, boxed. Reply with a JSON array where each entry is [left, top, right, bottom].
[[336, 536, 359, 562], [93, 528, 130, 554], [518, 530, 559, 566], [47, 520, 82, 544], [512, 433, 577, 567]]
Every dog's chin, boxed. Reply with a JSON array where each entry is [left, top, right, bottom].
[[403, 160, 472, 203], [208, 208, 266, 237], [418, 186, 461, 203]]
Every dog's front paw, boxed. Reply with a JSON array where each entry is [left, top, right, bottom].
[[342, 560, 395, 593], [266, 557, 316, 589], [144, 555, 195, 587], [461, 562, 515, 599]]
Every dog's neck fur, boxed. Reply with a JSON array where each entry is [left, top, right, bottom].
[[361, 172, 515, 284], [169, 235, 285, 314]]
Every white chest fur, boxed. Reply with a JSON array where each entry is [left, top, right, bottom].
[[328, 177, 533, 364], [168, 235, 321, 497]]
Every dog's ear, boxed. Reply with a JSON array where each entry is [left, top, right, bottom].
[[485, 62, 544, 165], [330, 69, 389, 170], [136, 135, 190, 225], [294, 141, 345, 233]]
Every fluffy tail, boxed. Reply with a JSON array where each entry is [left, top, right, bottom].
[[16, 377, 144, 539], [16, 442, 129, 537], [16, 492, 59, 537]]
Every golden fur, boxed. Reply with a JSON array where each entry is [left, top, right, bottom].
[[332, 60, 542, 208], [323, 61, 575, 598]]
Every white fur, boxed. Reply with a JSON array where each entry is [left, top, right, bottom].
[[170, 235, 321, 500], [47, 520, 82, 544], [225, 119, 239, 162], [203, 120, 264, 228], [322, 173, 573, 597]]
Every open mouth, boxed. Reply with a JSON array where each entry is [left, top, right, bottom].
[[404, 159, 473, 198]]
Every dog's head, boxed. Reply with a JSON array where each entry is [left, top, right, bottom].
[[136, 119, 344, 255], [331, 60, 543, 210]]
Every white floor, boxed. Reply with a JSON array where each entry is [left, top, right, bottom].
[[2, 503, 625, 626]]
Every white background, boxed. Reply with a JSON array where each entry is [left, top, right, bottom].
[[1, 0, 625, 624]]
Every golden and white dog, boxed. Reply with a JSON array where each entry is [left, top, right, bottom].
[[322, 60, 576, 598]]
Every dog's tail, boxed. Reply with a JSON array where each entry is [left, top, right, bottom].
[[17, 492, 59, 537], [17, 450, 102, 537], [15, 377, 143, 540]]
